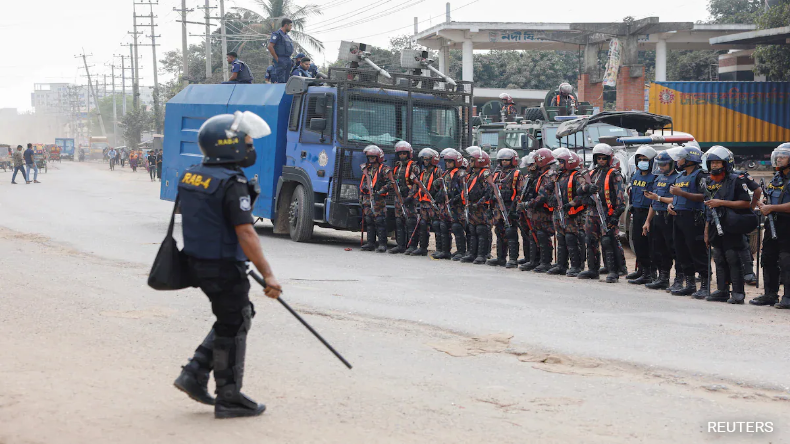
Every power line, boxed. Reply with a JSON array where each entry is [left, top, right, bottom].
[[307, 0, 392, 29], [349, 0, 481, 40], [309, 0, 429, 34]]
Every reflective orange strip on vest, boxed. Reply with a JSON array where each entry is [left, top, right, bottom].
[[567, 171, 586, 215], [418, 169, 435, 202], [449, 169, 466, 204], [359, 164, 387, 196], [536, 170, 554, 212], [604, 168, 614, 216]]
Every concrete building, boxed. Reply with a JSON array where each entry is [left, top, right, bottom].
[[414, 16, 755, 111]]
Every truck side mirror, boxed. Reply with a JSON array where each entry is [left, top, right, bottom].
[[309, 118, 327, 132], [315, 95, 327, 117]]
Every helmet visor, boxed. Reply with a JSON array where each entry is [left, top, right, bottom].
[[771, 149, 790, 168], [231, 111, 271, 139]]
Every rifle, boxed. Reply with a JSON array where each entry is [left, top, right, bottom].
[[581, 169, 608, 235], [462, 172, 470, 223], [486, 171, 512, 228], [387, 168, 408, 218], [414, 170, 442, 214], [760, 178, 777, 240], [702, 178, 724, 236], [438, 173, 453, 218], [553, 174, 566, 229], [360, 165, 376, 245], [756, 195, 762, 289]]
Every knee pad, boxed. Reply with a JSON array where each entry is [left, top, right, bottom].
[[239, 305, 253, 335], [600, 234, 613, 250], [506, 226, 518, 240], [375, 216, 386, 227], [432, 220, 441, 233], [780, 251, 790, 269], [476, 224, 489, 237], [712, 247, 726, 263], [365, 216, 374, 226], [452, 222, 464, 233]]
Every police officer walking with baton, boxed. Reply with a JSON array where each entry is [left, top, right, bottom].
[[172, 111, 282, 419]]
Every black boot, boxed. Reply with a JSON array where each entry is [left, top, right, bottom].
[[439, 223, 453, 259], [451, 222, 466, 261], [617, 241, 628, 276], [213, 308, 266, 419], [388, 217, 406, 254], [411, 223, 429, 256], [645, 270, 670, 290], [174, 329, 216, 405], [706, 262, 729, 302], [776, 296, 790, 309], [431, 221, 443, 259], [532, 231, 553, 273], [749, 293, 779, 306], [738, 246, 756, 286], [565, 233, 582, 277], [577, 241, 600, 279], [360, 216, 376, 251], [629, 267, 655, 285], [692, 276, 710, 299], [505, 227, 520, 269], [604, 250, 619, 283], [666, 263, 684, 293], [404, 217, 418, 255], [487, 232, 506, 266], [519, 233, 539, 271], [460, 226, 477, 263], [375, 219, 388, 253], [547, 234, 568, 275], [672, 274, 697, 296], [625, 267, 642, 281], [724, 249, 745, 304], [473, 225, 489, 264]]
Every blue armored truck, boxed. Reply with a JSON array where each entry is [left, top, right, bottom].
[[161, 66, 473, 242]]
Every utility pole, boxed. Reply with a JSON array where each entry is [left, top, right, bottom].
[[136, 0, 162, 133], [130, 3, 142, 110], [109, 64, 118, 147], [76, 51, 107, 136], [219, 0, 228, 81], [196, 0, 217, 78], [174, 0, 194, 87], [103, 74, 107, 100], [125, 43, 142, 109], [116, 54, 128, 116]]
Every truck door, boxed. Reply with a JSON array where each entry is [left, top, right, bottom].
[[295, 92, 334, 222]]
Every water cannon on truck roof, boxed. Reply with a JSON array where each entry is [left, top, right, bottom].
[[161, 41, 472, 243]]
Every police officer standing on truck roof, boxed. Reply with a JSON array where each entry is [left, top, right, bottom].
[[172, 111, 282, 419], [267, 18, 294, 84], [627, 146, 658, 285], [642, 148, 683, 291], [223, 52, 253, 84], [667, 145, 709, 297], [753, 143, 790, 309], [701, 146, 757, 304]]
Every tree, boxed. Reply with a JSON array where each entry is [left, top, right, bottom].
[[89, 95, 133, 140], [448, 50, 579, 90], [753, 0, 790, 80], [120, 108, 153, 148], [232, 0, 324, 57], [708, 0, 762, 24]]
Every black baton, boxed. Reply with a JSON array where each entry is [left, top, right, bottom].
[[248, 269, 353, 370]]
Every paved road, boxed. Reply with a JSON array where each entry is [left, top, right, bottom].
[[1, 161, 789, 443]]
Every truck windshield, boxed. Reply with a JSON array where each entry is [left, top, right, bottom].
[[412, 105, 459, 148], [478, 131, 499, 147], [345, 98, 405, 146]]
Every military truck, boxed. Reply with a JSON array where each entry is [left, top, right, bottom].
[[161, 42, 472, 242]]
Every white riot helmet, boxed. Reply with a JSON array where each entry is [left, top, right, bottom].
[[592, 143, 614, 166], [559, 83, 573, 95], [634, 145, 657, 172]]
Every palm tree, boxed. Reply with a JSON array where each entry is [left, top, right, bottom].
[[232, 0, 324, 57]]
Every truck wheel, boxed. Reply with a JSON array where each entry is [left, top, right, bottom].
[[524, 107, 543, 121], [288, 184, 314, 242]]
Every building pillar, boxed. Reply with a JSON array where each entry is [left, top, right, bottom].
[[462, 39, 473, 82], [655, 38, 667, 82], [615, 35, 645, 111], [577, 44, 604, 111], [438, 46, 447, 75]]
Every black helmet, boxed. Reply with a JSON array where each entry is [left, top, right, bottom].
[[198, 111, 271, 167], [705, 145, 733, 175]]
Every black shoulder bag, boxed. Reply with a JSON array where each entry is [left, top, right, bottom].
[[148, 196, 192, 290]]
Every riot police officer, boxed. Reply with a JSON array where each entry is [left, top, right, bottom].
[[643, 148, 682, 291], [389, 141, 420, 254], [517, 153, 541, 271], [359, 145, 393, 253], [552, 149, 587, 277], [702, 146, 756, 304], [267, 18, 294, 84], [627, 145, 658, 285], [442, 149, 468, 260], [667, 145, 709, 297], [487, 148, 522, 268], [523, 148, 557, 273], [173, 111, 281, 419], [754, 143, 790, 309], [412, 148, 442, 257], [578, 144, 626, 283], [223, 52, 253, 84], [462, 148, 492, 264], [549, 82, 577, 116]]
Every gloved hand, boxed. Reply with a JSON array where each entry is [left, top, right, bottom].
[[517, 202, 528, 212], [451, 195, 462, 205], [404, 196, 414, 206], [587, 184, 600, 194], [563, 202, 574, 211], [607, 216, 619, 229]]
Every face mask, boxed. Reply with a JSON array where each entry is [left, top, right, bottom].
[[239, 143, 256, 167], [637, 161, 650, 171]]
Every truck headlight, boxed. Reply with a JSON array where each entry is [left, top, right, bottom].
[[339, 183, 358, 201]]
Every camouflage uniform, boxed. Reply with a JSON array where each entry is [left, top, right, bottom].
[[517, 171, 541, 271], [390, 159, 421, 253], [444, 167, 468, 260], [411, 165, 443, 256], [552, 169, 588, 275], [583, 166, 626, 281], [527, 168, 558, 272], [488, 167, 524, 267], [462, 167, 492, 264], [359, 163, 393, 251]]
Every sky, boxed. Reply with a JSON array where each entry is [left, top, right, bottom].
[[0, 0, 712, 112]]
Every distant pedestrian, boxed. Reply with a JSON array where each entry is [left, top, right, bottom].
[[156, 149, 163, 181], [147, 150, 157, 181], [11, 145, 29, 184], [24, 143, 40, 183], [108, 148, 117, 171], [130, 150, 138, 172]]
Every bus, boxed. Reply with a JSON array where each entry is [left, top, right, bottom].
[[89, 136, 109, 160]]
